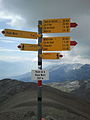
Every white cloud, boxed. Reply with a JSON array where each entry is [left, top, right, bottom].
[[0, 55, 33, 62], [0, 47, 37, 62], [0, 28, 4, 32], [0, 39, 15, 43], [0, 47, 18, 52], [78, 14, 90, 39], [42, 53, 90, 67], [0, 11, 26, 28], [0, 0, 2, 5], [7, 15, 26, 28], [0, 0, 90, 65]]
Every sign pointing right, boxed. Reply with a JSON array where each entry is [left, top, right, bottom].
[[40, 53, 63, 59]]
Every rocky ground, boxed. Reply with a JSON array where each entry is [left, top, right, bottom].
[[0, 79, 90, 120]]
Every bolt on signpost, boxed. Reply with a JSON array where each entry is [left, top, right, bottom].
[[1, 18, 78, 120]]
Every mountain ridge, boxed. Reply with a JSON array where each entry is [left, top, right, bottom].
[[0, 79, 90, 120], [11, 64, 90, 83]]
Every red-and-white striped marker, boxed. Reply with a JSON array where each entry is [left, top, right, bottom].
[[2, 31, 5, 34], [70, 41, 78, 46], [70, 23, 78, 28], [59, 55, 63, 57], [17, 45, 21, 48], [38, 80, 42, 86]]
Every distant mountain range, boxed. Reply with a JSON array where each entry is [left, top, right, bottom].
[[0, 60, 32, 79], [11, 64, 90, 83], [47, 79, 90, 101]]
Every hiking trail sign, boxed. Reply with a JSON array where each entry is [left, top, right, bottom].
[[18, 43, 41, 51], [42, 18, 70, 33], [40, 52, 63, 59], [2, 29, 41, 39], [41, 36, 71, 51], [31, 70, 49, 80]]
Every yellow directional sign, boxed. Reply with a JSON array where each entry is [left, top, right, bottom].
[[40, 53, 62, 59], [42, 36, 71, 51], [18, 43, 41, 51], [42, 18, 70, 33], [2, 29, 41, 39]]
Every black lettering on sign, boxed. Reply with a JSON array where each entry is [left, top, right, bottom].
[[43, 38, 53, 41], [66, 29, 69, 32], [41, 74, 45, 76], [35, 71, 40, 73], [43, 48, 48, 51], [37, 77, 42, 79], [66, 19, 70, 22], [63, 20, 66, 22], [35, 74, 40, 76], [50, 41, 54, 44], [66, 23, 69, 25], [66, 26, 69, 28]]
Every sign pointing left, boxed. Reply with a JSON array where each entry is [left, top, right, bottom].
[[2, 29, 41, 39], [18, 43, 41, 51]]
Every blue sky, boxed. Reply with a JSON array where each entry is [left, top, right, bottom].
[[0, 0, 90, 78]]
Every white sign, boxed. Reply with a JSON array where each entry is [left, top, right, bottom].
[[31, 70, 49, 80]]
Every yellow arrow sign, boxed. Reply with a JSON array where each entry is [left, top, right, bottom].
[[40, 53, 63, 59], [2, 29, 41, 39], [18, 43, 41, 51], [41, 36, 71, 51], [42, 18, 70, 33]]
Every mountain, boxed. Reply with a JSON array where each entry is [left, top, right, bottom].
[[71, 79, 90, 101], [47, 79, 90, 101], [0, 60, 31, 79], [47, 64, 90, 83], [0, 79, 90, 120], [47, 80, 80, 92], [12, 72, 31, 82], [12, 63, 90, 83]]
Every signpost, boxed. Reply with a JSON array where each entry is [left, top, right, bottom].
[[42, 36, 70, 51], [42, 18, 70, 33], [1, 17, 78, 120], [40, 53, 63, 59], [70, 23, 78, 27], [31, 70, 49, 80], [17, 43, 41, 51], [2, 29, 41, 39]]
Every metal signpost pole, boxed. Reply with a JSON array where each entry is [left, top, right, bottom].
[[37, 20, 42, 120]]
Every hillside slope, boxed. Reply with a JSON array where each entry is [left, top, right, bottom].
[[71, 80, 90, 101], [0, 79, 90, 120]]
